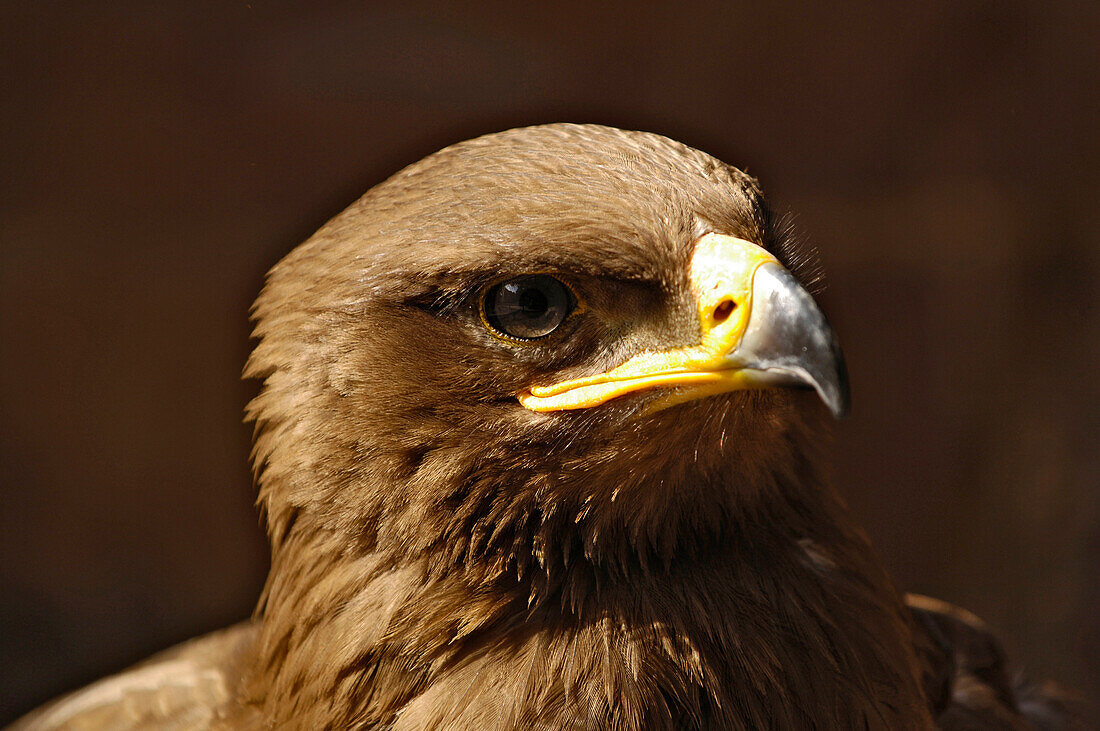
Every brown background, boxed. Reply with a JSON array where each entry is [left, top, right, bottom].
[[2, 0, 1097, 722]]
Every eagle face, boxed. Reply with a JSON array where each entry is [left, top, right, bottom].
[[247, 123, 846, 586]]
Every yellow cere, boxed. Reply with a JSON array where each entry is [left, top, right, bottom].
[[517, 234, 780, 412]]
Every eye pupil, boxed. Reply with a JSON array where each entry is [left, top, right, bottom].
[[483, 275, 573, 340], [519, 288, 548, 316]]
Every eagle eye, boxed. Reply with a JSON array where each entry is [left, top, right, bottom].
[[481, 275, 574, 340]]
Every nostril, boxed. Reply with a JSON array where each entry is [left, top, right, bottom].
[[712, 298, 736, 324]]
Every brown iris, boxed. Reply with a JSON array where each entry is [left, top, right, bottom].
[[482, 275, 574, 340]]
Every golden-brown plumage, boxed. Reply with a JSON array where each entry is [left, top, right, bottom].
[[10, 125, 1085, 729]]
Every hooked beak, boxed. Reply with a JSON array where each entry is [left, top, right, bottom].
[[517, 233, 849, 418]]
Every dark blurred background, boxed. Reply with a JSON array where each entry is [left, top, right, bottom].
[[2, 0, 1097, 722]]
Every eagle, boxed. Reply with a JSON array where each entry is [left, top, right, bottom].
[[12, 124, 1085, 729]]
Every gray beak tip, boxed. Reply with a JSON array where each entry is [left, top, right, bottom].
[[738, 263, 852, 421], [821, 349, 851, 420]]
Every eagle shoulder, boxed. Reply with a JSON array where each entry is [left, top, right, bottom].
[[907, 594, 1092, 729], [10, 623, 260, 730]]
